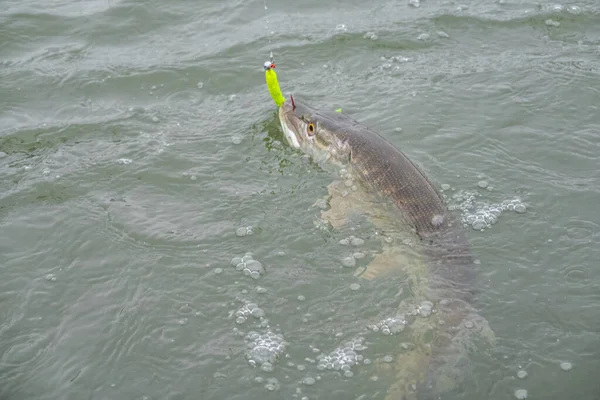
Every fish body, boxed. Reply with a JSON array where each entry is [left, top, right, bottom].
[[278, 100, 493, 398]]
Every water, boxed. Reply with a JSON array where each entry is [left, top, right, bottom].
[[1, 0, 599, 399]]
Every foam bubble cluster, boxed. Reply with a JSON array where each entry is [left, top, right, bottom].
[[245, 330, 287, 368], [231, 253, 265, 279], [417, 301, 434, 317], [316, 337, 367, 376], [369, 315, 407, 335], [447, 190, 527, 231], [236, 226, 254, 237], [514, 389, 528, 399], [235, 302, 268, 326], [339, 235, 365, 247]]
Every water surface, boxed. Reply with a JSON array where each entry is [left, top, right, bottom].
[[1, 0, 599, 399]]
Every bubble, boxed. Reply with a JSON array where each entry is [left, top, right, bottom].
[[344, 370, 354, 377], [464, 321, 474, 329], [370, 375, 379, 381], [383, 355, 393, 363], [517, 370, 528, 379], [254, 376, 264, 383], [236, 226, 254, 237], [214, 268, 223, 274], [408, 0, 420, 7], [45, 274, 57, 282], [560, 361, 572, 371], [373, 315, 406, 335], [350, 283, 361, 291], [341, 257, 356, 268], [316, 337, 366, 372], [350, 237, 364, 246], [441, 184, 451, 191], [417, 33, 430, 41], [302, 377, 315, 386], [339, 238, 350, 246], [297, 364, 306, 371], [437, 31, 449, 38], [363, 32, 378, 40], [261, 362, 274, 372], [236, 316, 246, 324], [472, 219, 486, 231], [352, 252, 365, 259], [231, 257, 242, 266], [514, 389, 528, 399], [545, 19, 560, 27], [514, 204, 526, 213], [297, 295, 306, 301], [252, 308, 266, 318], [265, 377, 280, 391], [231, 136, 242, 145], [419, 301, 434, 317], [179, 304, 193, 315], [235, 259, 265, 278], [116, 158, 132, 165], [245, 331, 286, 365], [478, 180, 489, 189], [256, 287, 268, 294], [197, 82, 204, 89], [335, 24, 347, 32], [431, 214, 445, 227]]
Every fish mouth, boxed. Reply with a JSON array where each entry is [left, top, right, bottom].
[[278, 101, 302, 149]]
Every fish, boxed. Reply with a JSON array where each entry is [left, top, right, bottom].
[[277, 98, 495, 399]]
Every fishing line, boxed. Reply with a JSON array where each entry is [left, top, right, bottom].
[[262, 0, 285, 107], [263, 0, 274, 64]]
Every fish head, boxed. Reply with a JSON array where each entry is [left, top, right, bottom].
[[278, 99, 352, 166]]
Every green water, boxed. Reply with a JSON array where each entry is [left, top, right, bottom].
[[1, 0, 599, 399]]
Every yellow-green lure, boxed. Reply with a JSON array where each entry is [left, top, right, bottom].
[[264, 61, 286, 107]]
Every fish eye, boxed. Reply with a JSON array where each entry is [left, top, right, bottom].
[[307, 122, 316, 136]]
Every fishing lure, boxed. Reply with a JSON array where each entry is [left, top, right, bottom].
[[264, 61, 286, 107]]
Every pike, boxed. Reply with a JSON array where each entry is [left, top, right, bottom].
[[265, 63, 494, 399]]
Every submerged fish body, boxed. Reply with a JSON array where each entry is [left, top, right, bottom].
[[278, 100, 493, 398]]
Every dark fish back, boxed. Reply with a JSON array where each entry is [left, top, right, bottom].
[[317, 111, 474, 299]]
